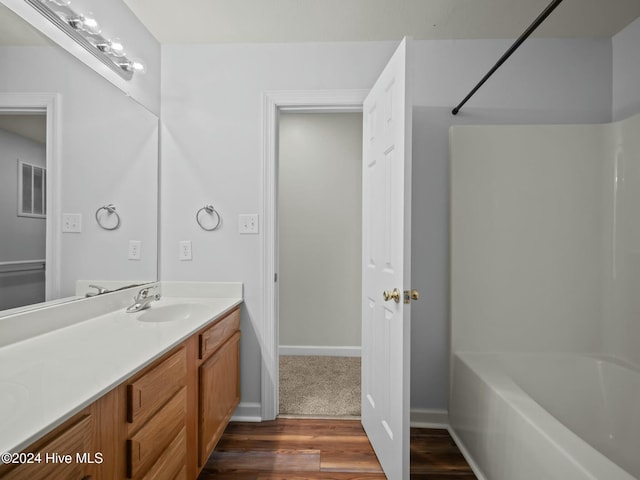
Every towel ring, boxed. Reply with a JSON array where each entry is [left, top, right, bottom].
[[196, 205, 221, 231], [95, 204, 121, 230]]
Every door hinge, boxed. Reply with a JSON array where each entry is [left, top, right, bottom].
[[274, 273, 278, 282]]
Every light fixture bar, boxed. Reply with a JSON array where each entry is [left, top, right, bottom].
[[24, 0, 144, 80]]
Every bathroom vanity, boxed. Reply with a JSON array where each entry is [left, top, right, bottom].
[[0, 282, 243, 480]]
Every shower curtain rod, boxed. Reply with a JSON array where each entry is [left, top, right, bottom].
[[451, 0, 565, 115]]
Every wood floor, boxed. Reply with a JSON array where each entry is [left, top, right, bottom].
[[198, 418, 477, 480]]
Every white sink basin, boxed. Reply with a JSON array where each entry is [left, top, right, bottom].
[[136, 303, 213, 323]]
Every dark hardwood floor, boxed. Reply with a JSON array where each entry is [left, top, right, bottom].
[[198, 418, 477, 479]]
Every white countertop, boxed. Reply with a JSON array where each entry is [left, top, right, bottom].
[[0, 286, 242, 455]]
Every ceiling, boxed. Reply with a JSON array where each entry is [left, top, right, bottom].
[[120, 0, 640, 44], [0, 115, 47, 144]]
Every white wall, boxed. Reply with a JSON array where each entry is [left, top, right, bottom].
[[0, 45, 158, 298], [278, 112, 362, 350], [450, 124, 606, 354], [161, 37, 612, 412], [613, 16, 640, 121]]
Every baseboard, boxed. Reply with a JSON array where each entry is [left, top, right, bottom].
[[279, 345, 361, 357], [231, 402, 262, 422], [448, 426, 488, 480], [410, 408, 449, 428], [232, 403, 449, 430]]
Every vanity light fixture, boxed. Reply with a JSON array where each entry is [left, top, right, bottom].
[[24, 0, 146, 80]]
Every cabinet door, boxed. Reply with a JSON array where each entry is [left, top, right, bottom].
[[198, 331, 241, 466], [1, 414, 93, 480]]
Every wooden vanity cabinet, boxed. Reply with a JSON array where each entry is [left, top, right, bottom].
[[0, 408, 96, 480], [0, 306, 241, 480], [198, 330, 241, 467]]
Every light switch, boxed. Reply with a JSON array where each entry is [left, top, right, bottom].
[[239, 214, 259, 234]]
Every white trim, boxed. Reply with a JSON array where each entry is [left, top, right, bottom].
[[279, 345, 361, 357], [410, 408, 449, 428], [261, 89, 368, 421], [231, 402, 262, 423], [0, 93, 61, 301], [448, 426, 488, 480]]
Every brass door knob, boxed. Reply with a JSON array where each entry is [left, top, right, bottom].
[[383, 288, 401, 303]]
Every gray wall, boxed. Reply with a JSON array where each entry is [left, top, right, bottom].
[[278, 112, 362, 350], [613, 16, 640, 120], [0, 128, 45, 309], [161, 37, 613, 413]]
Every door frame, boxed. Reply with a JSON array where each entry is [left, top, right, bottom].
[[261, 89, 368, 420], [0, 93, 61, 300]]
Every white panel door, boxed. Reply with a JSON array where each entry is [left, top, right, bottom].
[[361, 37, 413, 479]]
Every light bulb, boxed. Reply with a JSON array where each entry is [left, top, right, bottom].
[[109, 38, 126, 57], [119, 59, 146, 74], [81, 14, 100, 35], [130, 59, 146, 74]]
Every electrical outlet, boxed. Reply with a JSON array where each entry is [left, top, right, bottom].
[[179, 240, 192, 261], [128, 240, 141, 260], [62, 213, 82, 233], [239, 214, 259, 234]]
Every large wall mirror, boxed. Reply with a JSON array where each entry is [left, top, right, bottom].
[[0, 3, 158, 315]]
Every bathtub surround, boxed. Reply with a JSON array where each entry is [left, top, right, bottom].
[[449, 113, 640, 479], [450, 354, 637, 480]]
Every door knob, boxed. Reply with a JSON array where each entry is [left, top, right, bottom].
[[383, 288, 401, 303], [404, 289, 420, 304]]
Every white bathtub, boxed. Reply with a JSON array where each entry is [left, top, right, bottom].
[[449, 353, 640, 480]]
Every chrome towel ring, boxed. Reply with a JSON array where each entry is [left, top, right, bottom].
[[95, 204, 121, 230], [196, 205, 221, 231]]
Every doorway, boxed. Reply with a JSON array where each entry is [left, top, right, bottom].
[[277, 111, 363, 417], [0, 93, 59, 310], [0, 112, 47, 310]]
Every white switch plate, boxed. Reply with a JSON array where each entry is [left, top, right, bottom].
[[62, 213, 82, 233], [179, 240, 192, 261], [239, 214, 259, 234], [128, 240, 141, 260]]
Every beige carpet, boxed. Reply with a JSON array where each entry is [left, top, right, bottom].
[[279, 355, 361, 417]]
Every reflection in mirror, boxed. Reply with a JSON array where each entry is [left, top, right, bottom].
[[0, 113, 46, 310], [0, 3, 158, 316]]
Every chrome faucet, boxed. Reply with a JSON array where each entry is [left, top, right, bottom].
[[86, 284, 110, 297], [126, 285, 161, 313]]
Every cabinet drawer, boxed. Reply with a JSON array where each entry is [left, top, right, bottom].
[[199, 308, 240, 360], [140, 425, 186, 480], [128, 347, 186, 426], [2, 414, 92, 480], [128, 387, 186, 478]]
